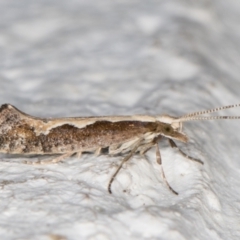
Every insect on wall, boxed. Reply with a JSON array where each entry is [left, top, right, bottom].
[[0, 103, 239, 194]]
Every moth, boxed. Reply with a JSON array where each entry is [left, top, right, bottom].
[[0, 103, 239, 194]]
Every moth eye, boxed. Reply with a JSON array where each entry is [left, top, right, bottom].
[[165, 126, 171, 132]]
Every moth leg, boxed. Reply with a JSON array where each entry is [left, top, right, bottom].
[[46, 152, 75, 164], [156, 143, 178, 195], [139, 142, 155, 155], [94, 147, 102, 156], [139, 136, 163, 155], [24, 152, 74, 165], [76, 151, 82, 159], [168, 139, 203, 165], [108, 143, 140, 194]]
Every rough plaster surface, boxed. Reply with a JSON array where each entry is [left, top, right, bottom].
[[1, 0, 240, 239]]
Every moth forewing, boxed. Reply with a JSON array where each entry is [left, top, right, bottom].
[[0, 103, 240, 194]]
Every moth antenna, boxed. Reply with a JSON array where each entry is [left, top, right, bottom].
[[173, 103, 240, 123], [182, 104, 240, 118], [174, 115, 240, 123]]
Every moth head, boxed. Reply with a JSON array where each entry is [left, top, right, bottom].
[[156, 115, 183, 131], [156, 116, 186, 142]]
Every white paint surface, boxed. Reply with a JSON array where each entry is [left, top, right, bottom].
[[0, 1, 240, 239]]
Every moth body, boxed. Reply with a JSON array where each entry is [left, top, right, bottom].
[[0, 104, 187, 156]]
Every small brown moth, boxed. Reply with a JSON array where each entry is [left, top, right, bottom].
[[0, 103, 239, 194]]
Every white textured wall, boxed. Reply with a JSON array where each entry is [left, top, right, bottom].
[[0, 1, 240, 239]]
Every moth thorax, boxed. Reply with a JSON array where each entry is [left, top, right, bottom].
[[156, 115, 182, 131]]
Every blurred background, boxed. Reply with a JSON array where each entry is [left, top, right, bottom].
[[1, 1, 240, 239], [2, 1, 240, 116]]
